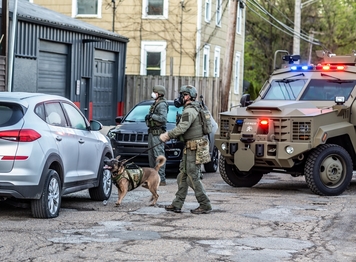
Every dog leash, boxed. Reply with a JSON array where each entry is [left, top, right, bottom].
[[122, 140, 164, 164]]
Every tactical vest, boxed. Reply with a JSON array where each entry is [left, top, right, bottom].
[[182, 102, 204, 141], [146, 98, 168, 130], [112, 164, 143, 191]]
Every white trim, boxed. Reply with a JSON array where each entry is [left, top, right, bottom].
[[203, 45, 210, 77], [216, 0, 222, 27], [236, 2, 242, 35], [196, 0, 202, 76], [205, 0, 211, 23], [214, 46, 221, 77], [142, 0, 169, 19], [140, 41, 167, 76], [234, 52, 241, 94], [72, 0, 102, 18]]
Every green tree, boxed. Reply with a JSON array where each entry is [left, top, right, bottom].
[[243, 0, 356, 99]]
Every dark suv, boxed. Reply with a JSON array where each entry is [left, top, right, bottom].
[[107, 100, 219, 173]]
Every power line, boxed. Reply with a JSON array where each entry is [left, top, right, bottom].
[[247, 0, 317, 43], [245, 0, 321, 46]]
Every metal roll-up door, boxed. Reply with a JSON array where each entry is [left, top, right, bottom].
[[38, 41, 69, 97], [93, 50, 116, 125]]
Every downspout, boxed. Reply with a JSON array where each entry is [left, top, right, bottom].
[[195, 0, 202, 76], [8, 0, 17, 92]]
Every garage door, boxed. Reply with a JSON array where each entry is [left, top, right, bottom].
[[93, 50, 116, 125], [38, 41, 68, 97]]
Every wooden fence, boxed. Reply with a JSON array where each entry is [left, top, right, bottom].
[[124, 75, 222, 122]]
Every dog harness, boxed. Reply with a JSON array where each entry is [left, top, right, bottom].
[[112, 164, 144, 191]]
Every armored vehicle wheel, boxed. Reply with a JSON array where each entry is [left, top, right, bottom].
[[219, 155, 263, 187], [304, 144, 353, 196]]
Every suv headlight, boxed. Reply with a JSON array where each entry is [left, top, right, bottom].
[[107, 130, 115, 139]]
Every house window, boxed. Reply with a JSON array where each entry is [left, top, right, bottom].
[[203, 45, 210, 77], [236, 2, 242, 34], [146, 52, 161, 75], [216, 0, 222, 27], [73, 0, 102, 18], [143, 0, 168, 19], [141, 41, 166, 76], [234, 52, 241, 94], [214, 47, 221, 77], [205, 0, 211, 22]]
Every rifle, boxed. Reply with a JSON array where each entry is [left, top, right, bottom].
[[200, 95, 207, 109]]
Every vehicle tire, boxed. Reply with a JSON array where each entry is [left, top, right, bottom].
[[219, 155, 263, 187], [204, 145, 219, 173], [31, 170, 61, 219], [304, 144, 353, 196], [89, 155, 112, 201]]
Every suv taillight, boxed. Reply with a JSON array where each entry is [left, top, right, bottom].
[[0, 129, 41, 142]]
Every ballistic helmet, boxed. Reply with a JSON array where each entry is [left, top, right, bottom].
[[153, 85, 166, 96], [179, 85, 197, 99]]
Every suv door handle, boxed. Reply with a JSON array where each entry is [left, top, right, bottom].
[[56, 136, 62, 142], [78, 139, 85, 144]]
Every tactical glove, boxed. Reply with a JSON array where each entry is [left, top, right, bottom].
[[145, 114, 151, 121]]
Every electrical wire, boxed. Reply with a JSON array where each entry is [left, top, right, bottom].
[[247, 0, 318, 43], [244, 0, 321, 46]]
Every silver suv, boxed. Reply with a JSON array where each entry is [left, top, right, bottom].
[[0, 92, 113, 218]]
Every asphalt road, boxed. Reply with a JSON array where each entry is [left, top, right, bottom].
[[1, 170, 356, 262]]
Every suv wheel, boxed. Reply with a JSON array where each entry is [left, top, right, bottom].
[[204, 146, 219, 173], [304, 144, 353, 196], [89, 155, 112, 201], [219, 155, 263, 187], [31, 170, 61, 218]]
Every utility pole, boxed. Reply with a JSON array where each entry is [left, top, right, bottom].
[[293, 0, 301, 56], [293, 0, 320, 57], [307, 30, 314, 64], [221, 0, 238, 112]]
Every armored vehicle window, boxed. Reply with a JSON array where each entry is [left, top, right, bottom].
[[300, 79, 355, 101], [263, 79, 307, 100]]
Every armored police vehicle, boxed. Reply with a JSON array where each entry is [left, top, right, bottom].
[[215, 50, 356, 196]]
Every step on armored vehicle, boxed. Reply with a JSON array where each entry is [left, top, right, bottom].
[[215, 50, 356, 196]]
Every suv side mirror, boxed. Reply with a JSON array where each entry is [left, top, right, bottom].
[[115, 116, 123, 124], [90, 120, 103, 131]]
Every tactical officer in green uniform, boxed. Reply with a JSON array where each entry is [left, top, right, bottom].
[[160, 85, 212, 214], [145, 85, 168, 186]]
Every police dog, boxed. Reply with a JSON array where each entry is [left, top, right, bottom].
[[103, 155, 166, 206]]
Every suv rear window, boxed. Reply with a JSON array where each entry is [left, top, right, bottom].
[[0, 103, 24, 127]]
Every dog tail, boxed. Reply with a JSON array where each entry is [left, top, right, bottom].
[[154, 155, 166, 171]]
